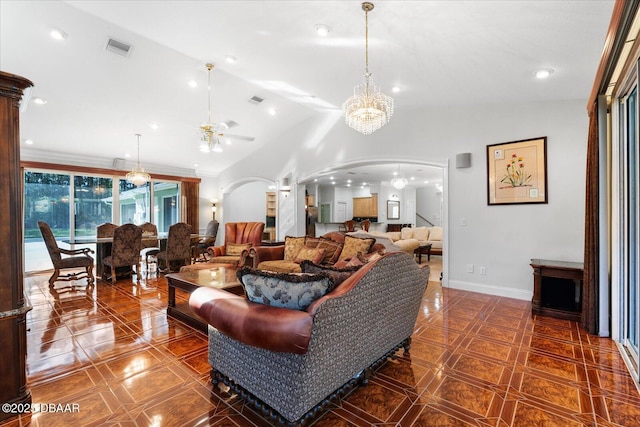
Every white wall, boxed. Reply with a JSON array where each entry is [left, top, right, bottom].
[[216, 99, 587, 300], [417, 187, 443, 226]]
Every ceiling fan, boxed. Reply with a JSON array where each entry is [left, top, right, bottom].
[[199, 64, 255, 152]]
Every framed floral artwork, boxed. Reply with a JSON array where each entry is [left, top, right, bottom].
[[487, 137, 547, 205]]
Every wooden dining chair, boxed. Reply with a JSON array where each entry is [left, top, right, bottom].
[[38, 221, 95, 287], [102, 223, 142, 283]]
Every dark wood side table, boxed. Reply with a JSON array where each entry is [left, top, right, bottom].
[[166, 265, 243, 333], [530, 259, 584, 322]]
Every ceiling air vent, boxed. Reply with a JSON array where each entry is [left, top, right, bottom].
[[248, 96, 264, 105], [106, 38, 133, 57], [223, 120, 239, 129]]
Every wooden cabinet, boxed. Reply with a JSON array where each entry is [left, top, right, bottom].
[[530, 259, 584, 322], [0, 72, 33, 421], [353, 194, 378, 217]]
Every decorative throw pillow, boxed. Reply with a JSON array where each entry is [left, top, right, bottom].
[[294, 247, 326, 264], [316, 238, 343, 264], [284, 236, 306, 261], [300, 260, 360, 287], [226, 242, 252, 256], [236, 267, 333, 311], [361, 250, 384, 263], [338, 235, 375, 262], [304, 237, 322, 248]]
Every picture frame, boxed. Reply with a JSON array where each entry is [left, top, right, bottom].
[[487, 136, 547, 205], [387, 200, 400, 219]]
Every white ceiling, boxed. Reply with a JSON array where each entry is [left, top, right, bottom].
[[1, 1, 613, 181]]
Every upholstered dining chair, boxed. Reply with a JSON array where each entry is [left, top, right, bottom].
[[156, 222, 192, 273], [38, 221, 95, 287], [102, 223, 142, 283], [139, 222, 161, 269]]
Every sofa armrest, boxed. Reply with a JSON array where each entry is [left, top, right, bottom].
[[253, 245, 285, 264], [189, 287, 313, 354]]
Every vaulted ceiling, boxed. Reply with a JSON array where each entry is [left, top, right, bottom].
[[1, 1, 613, 180]]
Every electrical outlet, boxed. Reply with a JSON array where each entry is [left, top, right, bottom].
[[467, 264, 474, 273], [480, 266, 486, 275]]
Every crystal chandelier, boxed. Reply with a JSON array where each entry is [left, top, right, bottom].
[[391, 166, 408, 189], [343, 2, 394, 135], [126, 133, 150, 186], [199, 63, 225, 153]]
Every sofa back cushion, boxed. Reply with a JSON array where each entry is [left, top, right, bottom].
[[429, 226, 443, 241], [338, 235, 375, 262], [413, 227, 430, 241], [237, 268, 333, 310], [400, 227, 414, 240]]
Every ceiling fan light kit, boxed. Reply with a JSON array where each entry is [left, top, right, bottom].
[[199, 63, 225, 153], [343, 2, 394, 135]]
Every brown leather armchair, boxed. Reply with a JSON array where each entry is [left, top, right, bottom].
[[206, 222, 264, 266]]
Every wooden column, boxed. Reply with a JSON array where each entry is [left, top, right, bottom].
[[0, 71, 33, 421]]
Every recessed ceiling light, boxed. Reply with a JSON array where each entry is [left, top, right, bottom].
[[193, 163, 199, 167], [314, 24, 331, 37], [225, 55, 237, 64], [392, 86, 401, 93], [33, 97, 47, 105], [149, 123, 159, 130], [535, 69, 554, 79], [24, 139, 34, 145], [362, 182, 367, 185], [331, 181, 336, 185], [124, 153, 131, 158], [268, 107, 277, 116], [313, 178, 318, 182], [347, 179, 352, 183], [410, 176, 415, 180], [188, 80, 197, 88], [50, 29, 67, 40], [424, 180, 429, 184]]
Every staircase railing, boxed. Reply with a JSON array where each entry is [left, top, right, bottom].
[[416, 213, 435, 227]]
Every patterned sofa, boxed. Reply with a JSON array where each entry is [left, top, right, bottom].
[[189, 251, 429, 425], [248, 231, 386, 273]]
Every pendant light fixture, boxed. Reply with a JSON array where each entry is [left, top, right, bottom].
[[126, 133, 150, 186], [391, 165, 408, 189], [199, 63, 224, 153], [343, 2, 394, 135]]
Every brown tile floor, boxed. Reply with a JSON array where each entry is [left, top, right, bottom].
[[3, 258, 639, 426]]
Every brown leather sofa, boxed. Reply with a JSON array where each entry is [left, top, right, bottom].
[[205, 221, 264, 267], [247, 231, 386, 272], [189, 251, 430, 425]]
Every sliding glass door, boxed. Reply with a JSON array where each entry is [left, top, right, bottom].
[[618, 84, 639, 383]]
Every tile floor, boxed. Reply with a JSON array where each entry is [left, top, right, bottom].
[[2, 258, 639, 426]]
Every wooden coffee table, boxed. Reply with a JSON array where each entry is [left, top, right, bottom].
[[166, 264, 243, 332], [414, 243, 432, 263]]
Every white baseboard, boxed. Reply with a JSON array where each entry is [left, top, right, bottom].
[[446, 280, 532, 301]]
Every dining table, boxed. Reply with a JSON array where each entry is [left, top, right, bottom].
[[64, 233, 205, 277]]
